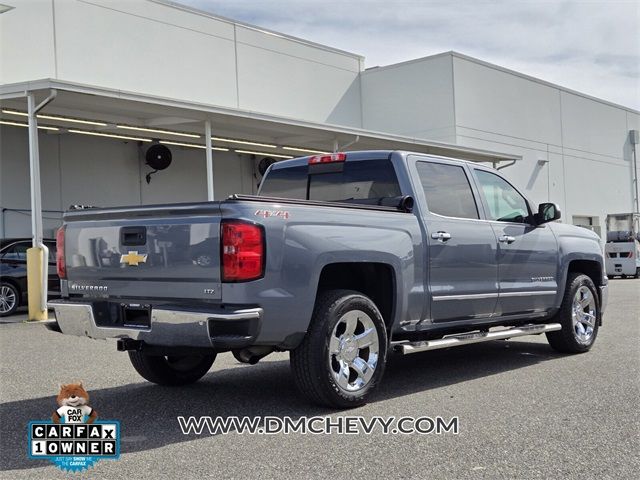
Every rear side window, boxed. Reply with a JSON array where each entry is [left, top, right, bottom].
[[259, 159, 401, 203], [416, 162, 479, 219]]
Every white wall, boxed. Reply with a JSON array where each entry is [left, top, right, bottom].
[[0, 0, 56, 84], [0, 125, 255, 237], [360, 55, 456, 143], [53, 0, 238, 109], [1, 0, 363, 127], [235, 25, 362, 125], [449, 55, 638, 233]]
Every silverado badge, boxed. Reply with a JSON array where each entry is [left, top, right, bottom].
[[120, 251, 148, 266]]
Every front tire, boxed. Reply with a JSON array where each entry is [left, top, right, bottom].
[[546, 273, 600, 353], [128, 351, 216, 386], [290, 289, 388, 408]]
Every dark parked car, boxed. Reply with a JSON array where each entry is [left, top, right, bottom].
[[0, 238, 59, 316]]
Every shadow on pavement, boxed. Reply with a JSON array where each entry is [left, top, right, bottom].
[[1, 339, 562, 471]]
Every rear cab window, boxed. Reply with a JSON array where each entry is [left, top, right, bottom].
[[259, 158, 401, 204]]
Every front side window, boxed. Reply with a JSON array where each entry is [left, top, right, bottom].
[[416, 161, 479, 219], [474, 170, 529, 223]]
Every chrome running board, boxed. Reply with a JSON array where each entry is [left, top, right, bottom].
[[393, 323, 562, 355]]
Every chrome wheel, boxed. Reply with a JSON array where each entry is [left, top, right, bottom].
[[329, 310, 379, 393], [0, 285, 17, 314], [572, 286, 596, 344]]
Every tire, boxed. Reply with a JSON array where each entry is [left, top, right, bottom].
[[128, 351, 216, 386], [290, 289, 388, 409], [546, 273, 600, 353], [0, 282, 20, 317]]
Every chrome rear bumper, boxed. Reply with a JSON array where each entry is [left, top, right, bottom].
[[48, 300, 262, 349]]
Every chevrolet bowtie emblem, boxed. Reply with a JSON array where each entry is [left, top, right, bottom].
[[120, 251, 148, 266]]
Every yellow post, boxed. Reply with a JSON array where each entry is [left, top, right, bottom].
[[27, 246, 48, 321]]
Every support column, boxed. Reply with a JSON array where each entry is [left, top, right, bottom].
[[26, 93, 47, 320], [26, 90, 56, 321], [205, 120, 215, 201]]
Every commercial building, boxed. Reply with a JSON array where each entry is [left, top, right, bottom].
[[1, 0, 638, 240]]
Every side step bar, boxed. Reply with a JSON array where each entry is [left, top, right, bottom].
[[393, 323, 562, 355]]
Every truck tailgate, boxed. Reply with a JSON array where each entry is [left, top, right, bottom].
[[63, 203, 222, 301]]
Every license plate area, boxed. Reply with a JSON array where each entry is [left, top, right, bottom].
[[121, 304, 151, 329]]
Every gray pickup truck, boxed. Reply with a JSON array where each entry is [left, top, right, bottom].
[[49, 150, 608, 408]]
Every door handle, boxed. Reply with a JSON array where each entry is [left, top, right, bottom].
[[499, 235, 516, 244], [431, 231, 452, 241]]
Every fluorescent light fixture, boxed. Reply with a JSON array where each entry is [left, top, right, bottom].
[[2, 110, 27, 117], [2, 109, 108, 126], [0, 120, 27, 127], [0, 120, 59, 131], [235, 149, 293, 159], [69, 129, 151, 142], [117, 125, 200, 139], [159, 140, 228, 152], [213, 137, 277, 148], [39, 114, 107, 126], [282, 146, 330, 154]]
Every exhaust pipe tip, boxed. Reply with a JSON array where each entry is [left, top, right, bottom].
[[232, 346, 274, 364]]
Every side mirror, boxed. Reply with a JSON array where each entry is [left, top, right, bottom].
[[535, 202, 561, 224]]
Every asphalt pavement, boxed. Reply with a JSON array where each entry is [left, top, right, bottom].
[[1, 279, 638, 479]]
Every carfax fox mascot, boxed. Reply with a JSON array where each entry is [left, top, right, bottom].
[[52, 383, 98, 424]]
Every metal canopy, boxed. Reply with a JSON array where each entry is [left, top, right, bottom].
[[0, 79, 521, 164]]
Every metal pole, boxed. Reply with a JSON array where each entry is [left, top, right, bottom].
[[205, 120, 215, 201], [26, 90, 57, 317], [27, 93, 43, 247], [632, 142, 639, 214]]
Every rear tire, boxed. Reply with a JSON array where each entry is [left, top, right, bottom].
[[546, 273, 600, 353], [290, 289, 388, 409], [0, 282, 20, 317], [128, 351, 216, 386]]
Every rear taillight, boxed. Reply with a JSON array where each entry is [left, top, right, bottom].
[[308, 152, 346, 164], [221, 221, 264, 282], [56, 226, 66, 279]]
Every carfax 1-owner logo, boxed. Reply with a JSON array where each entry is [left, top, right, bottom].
[[27, 383, 120, 472]]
